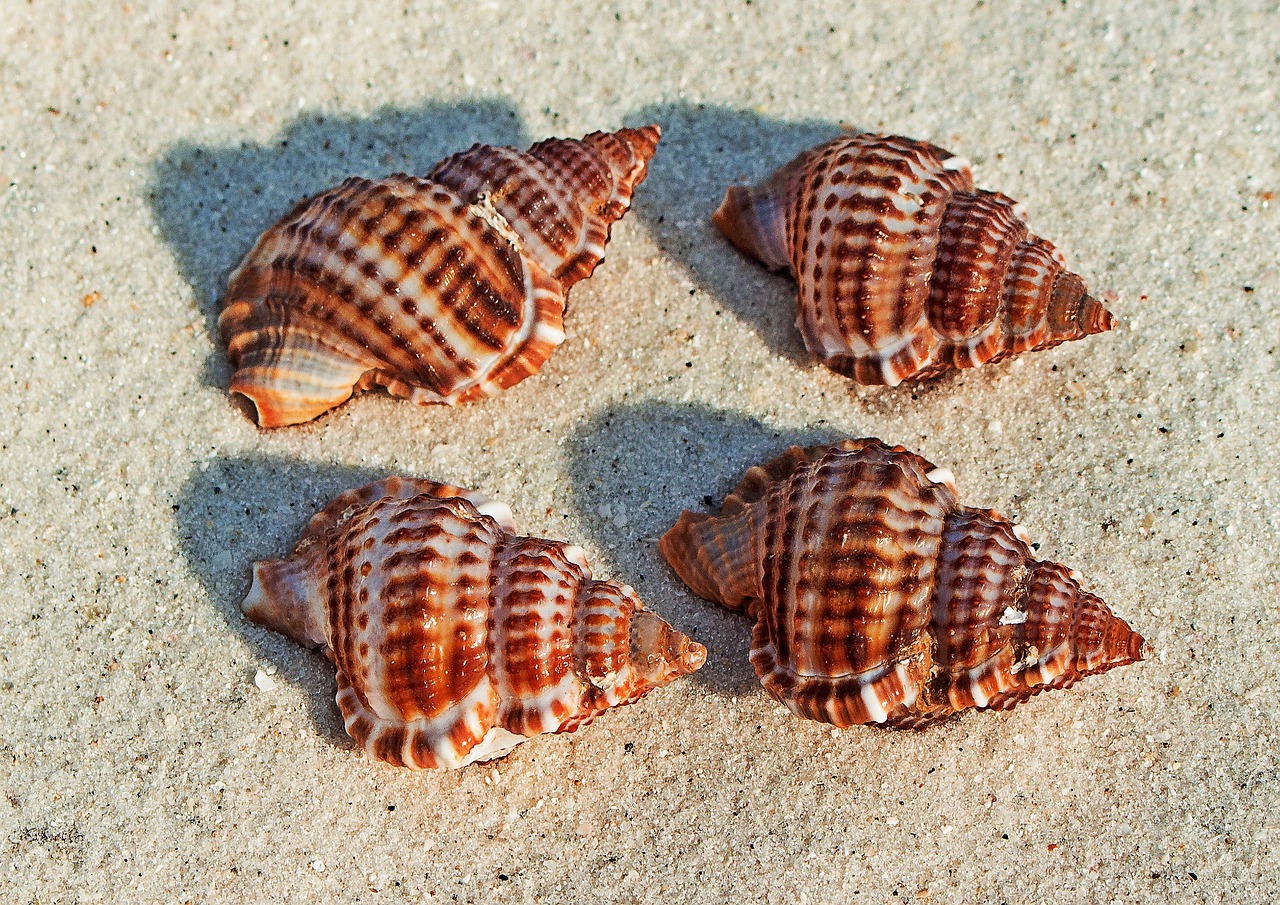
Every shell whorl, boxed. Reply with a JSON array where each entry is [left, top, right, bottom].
[[659, 441, 1146, 729], [244, 477, 705, 770], [219, 126, 660, 427], [712, 132, 1115, 386]]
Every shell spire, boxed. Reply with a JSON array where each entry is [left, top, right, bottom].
[[219, 126, 660, 427], [712, 132, 1115, 386], [245, 476, 704, 769], [660, 440, 1146, 729]]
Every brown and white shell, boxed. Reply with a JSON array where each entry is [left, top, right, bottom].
[[659, 440, 1146, 729], [244, 477, 705, 769], [220, 126, 660, 427], [712, 132, 1115, 385]]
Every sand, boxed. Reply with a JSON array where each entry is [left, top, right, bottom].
[[1, 1, 1277, 901]]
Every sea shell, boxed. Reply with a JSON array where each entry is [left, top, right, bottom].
[[244, 476, 705, 769], [712, 132, 1115, 385], [659, 440, 1146, 728], [219, 126, 660, 427]]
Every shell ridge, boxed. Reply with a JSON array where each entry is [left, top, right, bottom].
[[791, 142, 848, 360], [428, 236, 546, 403], [370, 498, 499, 722], [657, 507, 758, 610], [761, 465, 805, 673], [473, 145, 585, 284], [572, 579, 632, 693], [484, 534, 519, 730], [489, 535, 587, 736], [295, 478, 510, 552], [338, 670, 505, 770], [470, 257, 566, 400], [927, 190, 1029, 351], [830, 139, 965, 357]]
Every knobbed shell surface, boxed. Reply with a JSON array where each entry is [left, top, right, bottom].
[[712, 132, 1115, 385], [220, 126, 660, 427], [244, 477, 705, 769], [660, 440, 1146, 729]]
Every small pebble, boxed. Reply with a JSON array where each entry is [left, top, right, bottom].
[[254, 670, 278, 692]]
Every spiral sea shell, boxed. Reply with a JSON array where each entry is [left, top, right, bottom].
[[712, 132, 1115, 385], [244, 476, 705, 769], [659, 440, 1146, 728], [219, 126, 660, 427]]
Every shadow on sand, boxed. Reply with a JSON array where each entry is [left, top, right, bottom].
[[175, 454, 393, 746], [623, 102, 843, 369], [147, 97, 529, 393]]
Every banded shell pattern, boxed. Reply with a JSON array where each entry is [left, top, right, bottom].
[[712, 132, 1115, 385], [660, 440, 1146, 728], [220, 126, 660, 426], [244, 477, 706, 769]]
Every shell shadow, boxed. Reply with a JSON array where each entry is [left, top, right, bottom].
[[175, 454, 392, 745], [565, 401, 849, 698], [623, 102, 845, 369], [147, 97, 529, 394]]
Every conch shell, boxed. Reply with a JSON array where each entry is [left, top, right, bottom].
[[660, 440, 1146, 728], [220, 126, 660, 426], [245, 476, 705, 769], [712, 132, 1115, 385]]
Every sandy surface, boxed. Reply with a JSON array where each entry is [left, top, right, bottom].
[[2, 1, 1278, 902]]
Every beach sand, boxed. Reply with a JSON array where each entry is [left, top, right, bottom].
[[1, 2, 1277, 901]]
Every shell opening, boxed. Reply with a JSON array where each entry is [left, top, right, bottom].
[[229, 389, 265, 426]]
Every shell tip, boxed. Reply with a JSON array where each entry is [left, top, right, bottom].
[[1101, 613, 1150, 669], [620, 123, 661, 157], [712, 185, 791, 271], [242, 557, 326, 649], [680, 639, 708, 675], [1050, 271, 1116, 338], [241, 564, 269, 618], [629, 609, 707, 684], [1081, 294, 1117, 335], [658, 511, 722, 604], [584, 124, 662, 193]]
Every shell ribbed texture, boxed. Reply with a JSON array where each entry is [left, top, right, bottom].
[[220, 126, 660, 427], [659, 440, 1146, 728], [244, 477, 704, 769], [711, 132, 1115, 386]]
